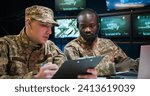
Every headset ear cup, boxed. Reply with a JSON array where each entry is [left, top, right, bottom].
[[98, 23, 100, 32], [97, 22, 100, 37], [77, 20, 79, 28]]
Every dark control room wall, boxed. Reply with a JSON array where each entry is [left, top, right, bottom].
[[0, 0, 150, 59]]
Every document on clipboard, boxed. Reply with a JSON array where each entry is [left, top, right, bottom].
[[52, 56, 104, 79]]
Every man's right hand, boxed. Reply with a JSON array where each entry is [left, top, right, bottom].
[[34, 62, 59, 79]]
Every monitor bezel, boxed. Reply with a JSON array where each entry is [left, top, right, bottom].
[[106, 0, 150, 11], [98, 13, 131, 40], [55, 0, 86, 11], [132, 12, 150, 39]]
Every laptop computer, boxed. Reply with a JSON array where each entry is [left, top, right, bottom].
[[138, 45, 150, 79]]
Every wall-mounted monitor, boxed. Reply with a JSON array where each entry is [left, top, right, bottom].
[[55, 0, 86, 11], [99, 14, 131, 38], [132, 13, 150, 38], [106, 0, 150, 11], [54, 18, 79, 38]]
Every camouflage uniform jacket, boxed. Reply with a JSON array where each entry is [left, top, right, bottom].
[[64, 37, 138, 76], [0, 28, 66, 79]]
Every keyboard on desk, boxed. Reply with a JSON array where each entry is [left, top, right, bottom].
[[113, 71, 138, 79], [97, 71, 138, 79]]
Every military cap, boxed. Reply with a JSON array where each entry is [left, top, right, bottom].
[[25, 5, 58, 26]]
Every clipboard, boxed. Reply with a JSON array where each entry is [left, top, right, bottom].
[[52, 56, 104, 79]]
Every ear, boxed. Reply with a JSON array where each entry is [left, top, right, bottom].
[[25, 19, 32, 29]]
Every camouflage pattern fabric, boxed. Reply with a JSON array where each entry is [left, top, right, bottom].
[[25, 5, 58, 26], [64, 36, 138, 76], [0, 28, 66, 79]]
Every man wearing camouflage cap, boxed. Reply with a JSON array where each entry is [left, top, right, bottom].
[[0, 5, 97, 79], [64, 8, 139, 77]]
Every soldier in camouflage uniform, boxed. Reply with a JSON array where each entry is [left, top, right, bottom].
[[0, 5, 97, 79], [0, 5, 67, 79], [64, 9, 138, 76]]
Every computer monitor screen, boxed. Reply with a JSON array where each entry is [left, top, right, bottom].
[[133, 14, 150, 37], [55, 0, 86, 11], [54, 18, 79, 38], [99, 14, 130, 38], [106, 0, 150, 11]]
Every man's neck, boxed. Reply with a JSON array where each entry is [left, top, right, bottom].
[[82, 38, 97, 50]]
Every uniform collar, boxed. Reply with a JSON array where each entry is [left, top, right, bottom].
[[78, 36, 87, 44]]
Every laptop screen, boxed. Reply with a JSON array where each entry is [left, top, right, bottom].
[[138, 45, 150, 79]]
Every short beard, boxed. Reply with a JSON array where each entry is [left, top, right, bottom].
[[80, 32, 98, 45]]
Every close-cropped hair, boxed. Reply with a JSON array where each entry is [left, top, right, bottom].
[[77, 8, 99, 25]]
